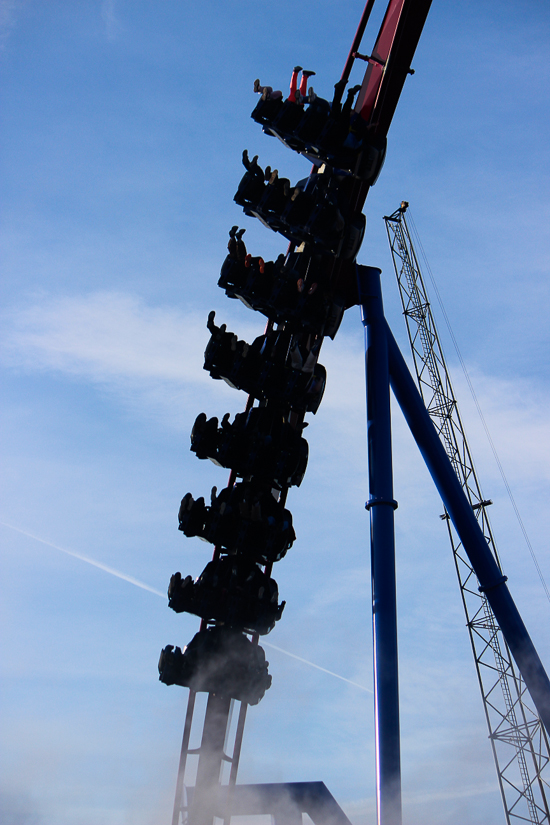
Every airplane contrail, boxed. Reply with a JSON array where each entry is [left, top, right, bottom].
[[1, 520, 372, 693], [261, 641, 372, 692], [0, 520, 165, 598]]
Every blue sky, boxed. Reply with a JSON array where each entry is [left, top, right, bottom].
[[1, 1, 549, 824]]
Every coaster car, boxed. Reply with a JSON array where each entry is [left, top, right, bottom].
[[234, 157, 366, 259], [167, 556, 285, 635], [219, 242, 341, 337], [203, 312, 326, 413], [251, 81, 386, 181], [190, 406, 308, 489], [178, 481, 295, 564], [158, 627, 272, 705]]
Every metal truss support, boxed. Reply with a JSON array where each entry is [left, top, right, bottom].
[[384, 205, 550, 824], [172, 690, 197, 825], [171, 690, 249, 825], [191, 692, 233, 825]]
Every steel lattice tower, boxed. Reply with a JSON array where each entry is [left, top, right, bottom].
[[384, 203, 550, 823]]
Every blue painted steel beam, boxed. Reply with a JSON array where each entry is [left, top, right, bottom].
[[358, 265, 402, 825], [216, 782, 353, 825], [384, 318, 550, 736]]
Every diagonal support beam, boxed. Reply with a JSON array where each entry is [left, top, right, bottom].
[[383, 314, 550, 737]]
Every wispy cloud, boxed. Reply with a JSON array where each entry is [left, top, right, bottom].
[[2, 292, 209, 383], [3, 290, 549, 486], [1, 291, 261, 427], [451, 366, 550, 483], [404, 781, 497, 805], [0, 0, 22, 50], [304, 567, 370, 615], [345, 780, 497, 817], [101, 0, 118, 41]]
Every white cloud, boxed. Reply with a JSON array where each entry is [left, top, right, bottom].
[[3, 291, 550, 488], [450, 365, 550, 483], [1, 291, 265, 428], [3, 292, 208, 383]]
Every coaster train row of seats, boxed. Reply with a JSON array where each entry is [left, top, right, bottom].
[[158, 67, 380, 706]]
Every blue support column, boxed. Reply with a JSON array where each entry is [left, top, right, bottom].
[[385, 319, 550, 736], [357, 265, 402, 825]]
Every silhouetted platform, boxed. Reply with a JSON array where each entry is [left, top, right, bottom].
[[210, 781, 353, 825]]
